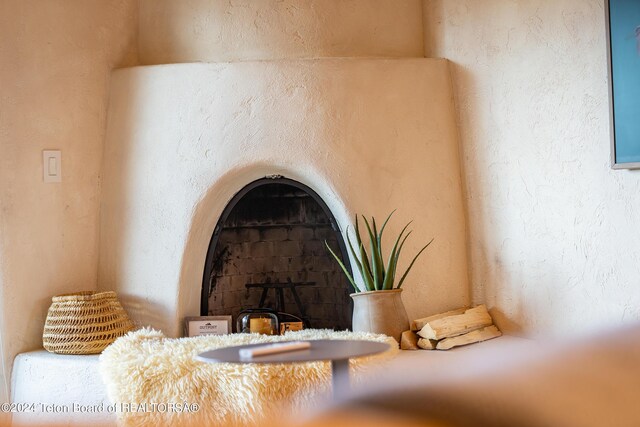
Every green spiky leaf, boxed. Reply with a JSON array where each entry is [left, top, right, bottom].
[[377, 210, 395, 278], [325, 241, 358, 292], [358, 241, 375, 291], [381, 223, 411, 290], [344, 228, 367, 292], [363, 216, 383, 290], [397, 238, 434, 289], [325, 212, 433, 292]]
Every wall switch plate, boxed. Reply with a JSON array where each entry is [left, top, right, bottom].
[[43, 150, 61, 183]]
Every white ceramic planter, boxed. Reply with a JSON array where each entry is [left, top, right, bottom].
[[350, 289, 409, 343]]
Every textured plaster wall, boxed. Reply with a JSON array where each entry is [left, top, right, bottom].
[[138, 0, 424, 64], [0, 270, 6, 418], [0, 0, 138, 401], [98, 59, 469, 337], [424, 0, 640, 336]]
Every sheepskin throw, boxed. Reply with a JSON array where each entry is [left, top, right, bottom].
[[99, 328, 398, 427]]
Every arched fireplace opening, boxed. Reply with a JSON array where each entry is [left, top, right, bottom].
[[201, 177, 353, 331]]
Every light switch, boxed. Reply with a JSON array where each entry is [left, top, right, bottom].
[[48, 157, 57, 175], [43, 150, 61, 183]]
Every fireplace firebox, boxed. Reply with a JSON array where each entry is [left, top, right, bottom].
[[201, 177, 353, 330]]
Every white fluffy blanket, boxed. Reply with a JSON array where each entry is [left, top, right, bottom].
[[99, 328, 397, 427]]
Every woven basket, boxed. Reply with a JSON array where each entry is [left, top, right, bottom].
[[43, 291, 134, 355]]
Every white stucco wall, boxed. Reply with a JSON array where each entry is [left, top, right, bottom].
[[0, 272, 6, 422], [98, 58, 469, 337], [138, 0, 424, 64], [424, 0, 640, 336], [0, 0, 138, 401]]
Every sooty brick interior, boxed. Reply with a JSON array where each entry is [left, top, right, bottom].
[[205, 182, 352, 330]]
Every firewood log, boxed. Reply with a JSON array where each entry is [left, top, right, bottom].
[[436, 325, 502, 350], [400, 330, 419, 350], [411, 307, 468, 331], [417, 305, 493, 340], [417, 338, 438, 350]]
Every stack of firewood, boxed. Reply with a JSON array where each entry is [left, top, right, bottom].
[[401, 305, 501, 351]]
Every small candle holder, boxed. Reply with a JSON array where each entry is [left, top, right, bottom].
[[236, 308, 279, 335]]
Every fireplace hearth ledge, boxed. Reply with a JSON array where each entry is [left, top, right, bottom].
[[10, 336, 529, 426]]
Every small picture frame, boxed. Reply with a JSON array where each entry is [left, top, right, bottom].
[[184, 316, 232, 337]]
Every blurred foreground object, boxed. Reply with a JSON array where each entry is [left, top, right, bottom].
[[296, 322, 640, 427]]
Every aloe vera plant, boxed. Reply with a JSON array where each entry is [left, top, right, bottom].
[[325, 211, 433, 292]]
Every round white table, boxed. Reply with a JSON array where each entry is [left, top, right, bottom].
[[196, 339, 390, 400]]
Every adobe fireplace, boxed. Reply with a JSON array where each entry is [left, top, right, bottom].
[[201, 177, 353, 330], [98, 58, 469, 338]]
